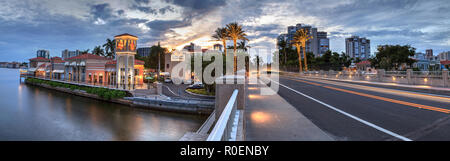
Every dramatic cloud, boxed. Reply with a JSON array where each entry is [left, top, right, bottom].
[[0, 0, 449, 62]]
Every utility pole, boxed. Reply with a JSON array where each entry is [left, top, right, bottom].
[[157, 41, 161, 81]]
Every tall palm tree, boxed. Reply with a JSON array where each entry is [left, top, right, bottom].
[[292, 28, 313, 72], [103, 38, 115, 59], [277, 39, 288, 65], [92, 46, 105, 56], [81, 49, 90, 54], [226, 22, 248, 73], [212, 27, 228, 56]]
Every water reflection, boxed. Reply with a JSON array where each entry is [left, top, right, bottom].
[[0, 68, 205, 140]]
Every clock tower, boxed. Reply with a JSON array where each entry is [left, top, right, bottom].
[[114, 33, 138, 90]]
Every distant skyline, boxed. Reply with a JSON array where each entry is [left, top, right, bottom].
[[0, 0, 449, 62]]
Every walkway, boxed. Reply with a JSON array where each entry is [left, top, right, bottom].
[[245, 79, 334, 141]]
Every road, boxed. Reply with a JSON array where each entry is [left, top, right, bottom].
[[275, 75, 450, 141], [162, 83, 214, 100]]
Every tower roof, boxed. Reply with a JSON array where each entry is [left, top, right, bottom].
[[114, 33, 138, 38]]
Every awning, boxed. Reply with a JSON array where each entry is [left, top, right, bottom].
[[70, 62, 77, 66], [64, 62, 69, 65], [28, 68, 37, 72], [78, 61, 85, 66], [52, 70, 64, 73]]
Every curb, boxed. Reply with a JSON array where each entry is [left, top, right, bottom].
[[185, 89, 216, 98]]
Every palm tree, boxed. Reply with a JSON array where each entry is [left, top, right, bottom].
[[212, 27, 228, 56], [237, 40, 250, 52], [81, 49, 90, 54], [226, 22, 248, 73], [92, 46, 105, 56], [277, 39, 288, 65], [292, 28, 313, 72], [103, 38, 115, 59]]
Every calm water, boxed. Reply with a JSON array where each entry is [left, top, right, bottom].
[[0, 68, 205, 141]]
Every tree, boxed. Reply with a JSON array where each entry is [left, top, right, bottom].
[[292, 28, 313, 72], [291, 31, 303, 73], [237, 40, 250, 51], [277, 39, 289, 65], [370, 45, 416, 70], [103, 38, 115, 59], [92, 46, 105, 56], [212, 27, 228, 56], [81, 49, 90, 54], [226, 22, 248, 73]]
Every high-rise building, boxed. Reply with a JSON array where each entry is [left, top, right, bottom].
[[37, 50, 50, 59], [426, 49, 433, 59], [61, 49, 81, 59], [278, 24, 329, 57], [137, 47, 152, 57], [345, 36, 371, 60]]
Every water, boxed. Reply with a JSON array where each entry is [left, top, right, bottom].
[[0, 68, 205, 140]]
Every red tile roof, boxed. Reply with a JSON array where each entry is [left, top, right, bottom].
[[356, 60, 371, 65], [51, 57, 65, 63], [106, 59, 145, 65], [65, 53, 110, 60], [29, 57, 50, 61]]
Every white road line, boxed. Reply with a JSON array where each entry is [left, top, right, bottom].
[[163, 85, 179, 96], [270, 78, 413, 141]]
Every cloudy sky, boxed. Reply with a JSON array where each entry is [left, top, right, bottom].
[[0, 0, 449, 62]]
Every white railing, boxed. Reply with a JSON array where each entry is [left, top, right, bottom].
[[207, 89, 239, 141]]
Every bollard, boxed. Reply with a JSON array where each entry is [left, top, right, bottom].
[[407, 69, 412, 85], [377, 69, 385, 82]]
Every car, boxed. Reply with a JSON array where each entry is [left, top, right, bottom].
[[164, 78, 172, 83], [187, 82, 204, 89]]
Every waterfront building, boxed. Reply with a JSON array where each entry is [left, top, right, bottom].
[[62, 49, 82, 60], [105, 59, 144, 86], [64, 53, 110, 83], [429, 55, 441, 71], [278, 24, 330, 57], [137, 47, 151, 57], [50, 57, 65, 80], [345, 36, 371, 60], [36, 50, 50, 59], [114, 33, 138, 90], [28, 57, 51, 77]]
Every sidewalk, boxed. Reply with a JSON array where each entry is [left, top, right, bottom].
[[245, 80, 334, 141]]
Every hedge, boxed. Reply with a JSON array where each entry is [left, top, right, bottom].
[[26, 78, 128, 100]]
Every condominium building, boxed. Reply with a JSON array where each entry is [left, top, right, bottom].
[[137, 47, 151, 57], [62, 49, 82, 60], [345, 36, 371, 60], [36, 50, 50, 59], [278, 24, 330, 57]]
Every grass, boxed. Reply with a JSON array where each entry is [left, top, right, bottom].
[[186, 88, 215, 96]]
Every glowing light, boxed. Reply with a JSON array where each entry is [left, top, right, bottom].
[[424, 78, 428, 82], [248, 87, 258, 90], [392, 76, 396, 81], [251, 111, 271, 124], [248, 94, 262, 99]]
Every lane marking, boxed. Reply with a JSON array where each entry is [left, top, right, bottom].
[[282, 77, 450, 114], [269, 78, 412, 141], [284, 75, 450, 99]]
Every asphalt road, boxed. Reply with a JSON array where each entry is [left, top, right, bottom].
[[276, 76, 450, 141], [162, 83, 214, 100]]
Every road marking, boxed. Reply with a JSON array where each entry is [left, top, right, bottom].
[[283, 77, 450, 114], [163, 85, 179, 96], [284, 75, 450, 100], [270, 78, 413, 141]]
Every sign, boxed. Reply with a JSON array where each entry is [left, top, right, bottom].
[[171, 54, 185, 62]]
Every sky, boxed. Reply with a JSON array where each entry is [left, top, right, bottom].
[[0, 0, 449, 62]]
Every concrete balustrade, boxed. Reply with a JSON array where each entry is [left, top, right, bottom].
[[302, 69, 449, 88]]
